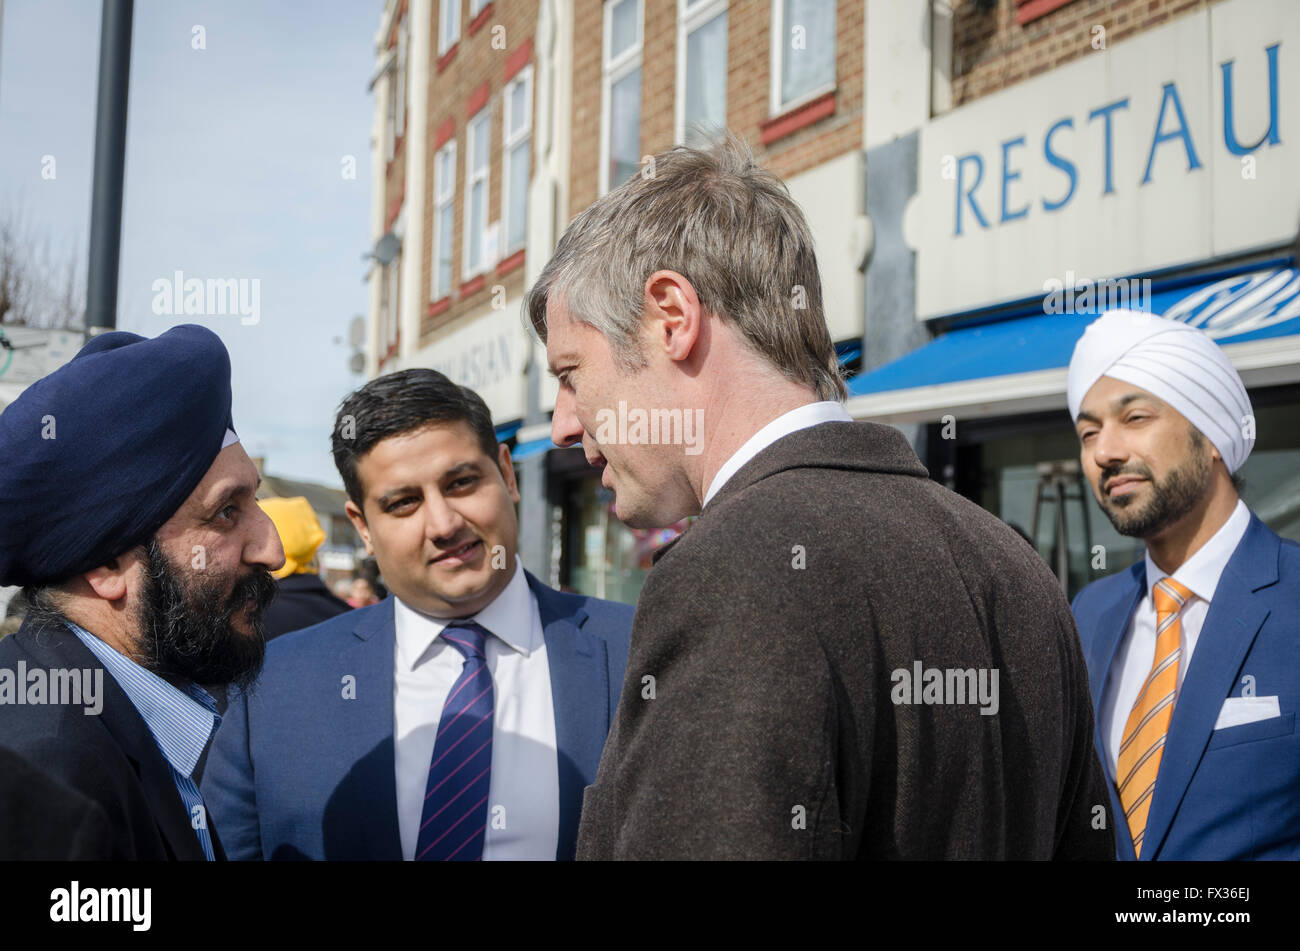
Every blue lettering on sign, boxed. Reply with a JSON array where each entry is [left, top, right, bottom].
[[1087, 98, 1130, 196], [1042, 118, 1077, 212], [955, 153, 989, 236], [1142, 82, 1202, 184], [1000, 136, 1029, 223], [947, 39, 1283, 235], [1222, 43, 1281, 155]]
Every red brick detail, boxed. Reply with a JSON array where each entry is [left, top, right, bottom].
[[496, 249, 525, 276], [436, 42, 458, 74], [759, 90, 837, 146], [459, 274, 487, 298], [504, 38, 534, 82], [1016, 0, 1077, 25], [427, 296, 452, 318], [468, 2, 495, 36], [434, 116, 456, 150], [385, 186, 405, 231], [466, 80, 491, 118]]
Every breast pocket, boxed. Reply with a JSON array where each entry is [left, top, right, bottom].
[[1205, 712, 1296, 751]]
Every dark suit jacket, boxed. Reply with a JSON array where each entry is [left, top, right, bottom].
[[201, 570, 633, 860], [263, 572, 351, 641], [1072, 514, 1300, 859], [576, 421, 1114, 860], [0, 615, 221, 860]]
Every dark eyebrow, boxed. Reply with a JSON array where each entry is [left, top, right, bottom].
[[1078, 392, 1157, 427], [444, 462, 483, 481], [211, 476, 259, 513], [1076, 410, 1100, 426], [377, 485, 421, 508]]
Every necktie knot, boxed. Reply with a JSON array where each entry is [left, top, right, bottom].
[[441, 621, 489, 662], [1153, 577, 1192, 623]]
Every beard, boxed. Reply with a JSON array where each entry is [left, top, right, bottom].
[[135, 537, 275, 692], [1096, 430, 1214, 539]]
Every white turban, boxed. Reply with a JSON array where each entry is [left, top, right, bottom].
[[1066, 309, 1254, 473]]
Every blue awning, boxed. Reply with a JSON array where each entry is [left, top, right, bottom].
[[848, 264, 1300, 399], [494, 419, 522, 441], [511, 436, 555, 461]]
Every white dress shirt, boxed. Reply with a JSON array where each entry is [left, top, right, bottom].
[[393, 557, 559, 860], [1099, 499, 1252, 775], [702, 400, 854, 508]]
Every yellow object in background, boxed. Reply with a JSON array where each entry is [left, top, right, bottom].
[[258, 496, 327, 580]]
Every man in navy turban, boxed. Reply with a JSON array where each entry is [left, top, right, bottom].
[[0, 324, 284, 860]]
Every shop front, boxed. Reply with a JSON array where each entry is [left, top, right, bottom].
[[852, 0, 1300, 599]]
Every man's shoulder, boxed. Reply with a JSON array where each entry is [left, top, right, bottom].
[[528, 574, 634, 646], [1071, 565, 1143, 629], [265, 601, 380, 659]]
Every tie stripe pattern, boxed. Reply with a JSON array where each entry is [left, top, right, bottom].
[[1117, 577, 1192, 858], [415, 622, 494, 861]]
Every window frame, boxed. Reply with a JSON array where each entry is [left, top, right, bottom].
[[599, 0, 644, 196], [502, 66, 534, 257], [462, 110, 491, 281], [438, 0, 461, 57], [769, 0, 837, 117], [432, 139, 458, 301], [674, 0, 729, 146]]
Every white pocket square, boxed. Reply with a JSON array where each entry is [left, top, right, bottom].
[[1213, 696, 1281, 731]]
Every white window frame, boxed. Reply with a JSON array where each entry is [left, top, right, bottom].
[[502, 66, 533, 257], [599, 0, 643, 196], [438, 0, 460, 57], [675, 0, 728, 146], [769, 0, 837, 117], [470, 0, 490, 17], [432, 140, 457, 301], [463, 110, 491, 280]]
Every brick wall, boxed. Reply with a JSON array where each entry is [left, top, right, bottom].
[[951, 0, 1227, 107], [568, 0, 864, 220], [418, 0, 538, 346]]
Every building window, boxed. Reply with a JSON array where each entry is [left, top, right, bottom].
[[601, 0, 642, 194], [387, 16, 409, 164], [438, 0, 460, 56], [676, 0, 728, 147], [771, 0, 836, 114], [433, 141, 457, 300], [381, 253, 401, 356], [464, 111, 490, 278], [503, 67, 533, 256], [470, 0, 490, 15]]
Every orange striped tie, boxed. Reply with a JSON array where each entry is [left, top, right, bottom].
[[1116, 576, 1192, 858]]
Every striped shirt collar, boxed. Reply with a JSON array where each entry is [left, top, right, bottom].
[[66, 622, 219, 780]]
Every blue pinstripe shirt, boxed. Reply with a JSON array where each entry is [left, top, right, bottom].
[[68, 622, 220, 861]]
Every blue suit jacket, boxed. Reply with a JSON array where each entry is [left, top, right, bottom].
[[1071, 514, 1300, 860], [201, 570, 632, 860]]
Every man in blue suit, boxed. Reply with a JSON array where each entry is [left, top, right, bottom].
[[202, 370, 633, 860], [1067, 310, 1299, 860]]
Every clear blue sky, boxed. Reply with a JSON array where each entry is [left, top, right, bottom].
[[1, 0, 378, 486]]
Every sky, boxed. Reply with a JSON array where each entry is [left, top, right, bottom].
[[0, 0, 379, 487]]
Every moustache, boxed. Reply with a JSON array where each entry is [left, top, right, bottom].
[[226, 568, 277, 617], [1099, 462, 1152, 493]]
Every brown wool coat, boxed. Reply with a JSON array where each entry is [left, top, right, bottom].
[[576, 421, 1115, 860]]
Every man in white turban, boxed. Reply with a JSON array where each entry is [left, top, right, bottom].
[[1067, 308, 1300, 863]]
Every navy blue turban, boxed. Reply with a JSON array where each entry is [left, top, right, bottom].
[[0, 324, 236, 587]]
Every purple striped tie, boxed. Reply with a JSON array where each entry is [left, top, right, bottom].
[[415, 621, 494, 861]]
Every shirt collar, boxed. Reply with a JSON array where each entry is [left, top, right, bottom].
[[703, 400, 853, 507], [1143, 498, 1252, 604], [394, 556, 539, 671], [65, 622, 219, 780]]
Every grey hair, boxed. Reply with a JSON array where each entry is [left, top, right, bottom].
[[525, 132, 846, 401]]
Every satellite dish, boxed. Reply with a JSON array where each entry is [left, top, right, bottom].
[[349, 316, 366, 347], [373, 232, 400, 265], [349, 352, 365, 374]]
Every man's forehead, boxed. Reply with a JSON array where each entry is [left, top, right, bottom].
[[1079, 377, 1168, 416]]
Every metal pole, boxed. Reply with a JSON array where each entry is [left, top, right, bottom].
[[84, 0, 133, 339]]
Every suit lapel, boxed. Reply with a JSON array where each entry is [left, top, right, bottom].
[[342, 597, 403, 860], [1088, 563, 1145, 862], [1142, 517, 1278, 860], [20, 621, 206, 860], [528, 572, 609, 861]]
